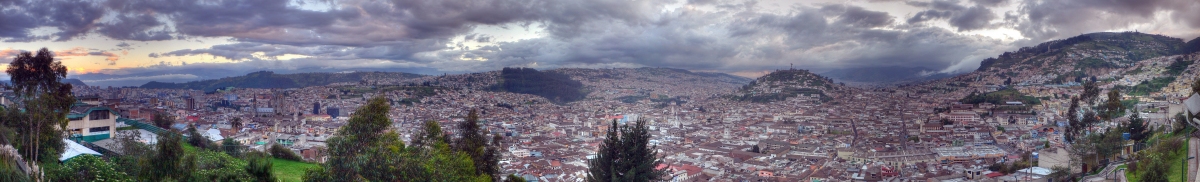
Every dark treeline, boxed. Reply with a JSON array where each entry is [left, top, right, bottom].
[[492, 67, 586, 104]]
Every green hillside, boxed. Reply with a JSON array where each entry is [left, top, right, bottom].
[[977, 32, 1186, 72], [729, 69, 837, 103]]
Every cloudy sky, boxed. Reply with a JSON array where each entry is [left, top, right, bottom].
[[1, 0, 1198, 86]]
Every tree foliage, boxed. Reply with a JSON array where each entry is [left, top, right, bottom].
[[456, 109, 502, 179], [46, 155, 131, 182], [492, 67, 586, 103], [304, 97, 490, 182], [1065, 97, 1082, 143], [153, 112, 174, 129], [1103, 89, 1123, 120], [4, 48, 74, 164], [504, 174, 527, 182], [959, 89, 1041, 105], [151, 132, 187, 180], [222, 138, 243, 157], [245, 152, 276, 182], [1129, 109, 1149, 142], [269, 143, 303, 161], [186, 124, 215, 150], [587, 119, 667, 182]]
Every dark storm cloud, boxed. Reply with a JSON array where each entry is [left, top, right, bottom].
[[407, 4, 1006, 74], [907, 10, 952, 24], [0, 0, 104, 41], [8, 0, 1194, 85], [906, 0, 966, 11], [98, 14, 173, 41], [971, 0, 1007, 7], [820, 5, 896, 28], [1016, 0, 1200, 40], [0, 9, 40, 41], [904, 1, 997, 32], [29, 0, 106, 41], [948, 6, 996, 31]]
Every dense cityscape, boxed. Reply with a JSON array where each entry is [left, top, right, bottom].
[[5, 43, 1199, 181], [3, 0, 1200, 181]]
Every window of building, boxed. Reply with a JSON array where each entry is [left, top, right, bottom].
[[89, 110, 110, 120], [89, 127, 110, 133]]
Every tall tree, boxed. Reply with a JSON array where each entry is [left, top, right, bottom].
[[4, 48, 74, 164], [455, 109, 500, 179], [151, 132, 186, 181], [1066, 97, 1082, 143], [1103, 89, 1124, 120], [587, 119, 667, 182], [1082, 81, 1100, 104], [1129, 109, 1149, 142], [153, 112, 174, 129]]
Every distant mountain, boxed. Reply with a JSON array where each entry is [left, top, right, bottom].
[[977, 32, 1183, 71], [823, 66, 956, 83], [140, 71, 426, 91], [0, 79, 87, 87], [62, 79, 87, 87], [728, 69, 841, 103]]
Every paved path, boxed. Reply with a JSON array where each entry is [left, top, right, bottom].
[[1191, 136, 1199, 182], [1083, 163, 1125, 182]]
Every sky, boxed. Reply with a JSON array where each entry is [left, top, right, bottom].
[[1, 0, 1198, 86]]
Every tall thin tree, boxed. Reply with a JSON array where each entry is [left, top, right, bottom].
[[5, 48, 74, 165]]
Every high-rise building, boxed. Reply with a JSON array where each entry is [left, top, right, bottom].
[[186, 97, 196, 110], [327, 107, 340, 118], [313, 102, 321, 114]]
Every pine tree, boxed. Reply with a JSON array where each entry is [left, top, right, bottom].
[[587, 119, 666, 182], [1129, 109, 1148, 142], [455, 109, 499, 179]]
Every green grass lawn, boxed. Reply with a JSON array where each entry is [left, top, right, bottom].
[[186, 142, 317, 182], [271, 158, 318, 182], [1126, 136, 1189, 182]]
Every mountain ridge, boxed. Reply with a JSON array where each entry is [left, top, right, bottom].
[[139, 71, 426, 91]]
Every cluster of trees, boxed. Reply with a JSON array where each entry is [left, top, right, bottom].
[[302, 97, 666, 181], [959, 89, 1042, 106], [1058, 81, 1167, 180], [302, 98, 500, 181], [587, 119, 667, 181], [1129, 136, 1186, 182], [492, 67, 586, 104], [0, 48, 75, 181], [97, 128, 278, 181], [730, 87, 829, 103]]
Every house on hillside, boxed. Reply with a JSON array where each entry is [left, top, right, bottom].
[[66, 103, 120, 142]]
